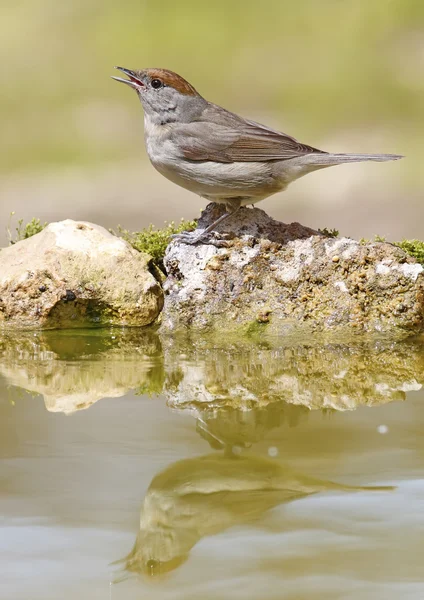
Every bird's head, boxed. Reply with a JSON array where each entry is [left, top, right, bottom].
[[112, 67, 206, 124]]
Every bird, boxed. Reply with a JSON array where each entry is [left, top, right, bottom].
[[112, 67, 402, 245]]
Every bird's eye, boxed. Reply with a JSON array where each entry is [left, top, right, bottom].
[[151, 79, 163, 89], [146, 559, 159, 574]]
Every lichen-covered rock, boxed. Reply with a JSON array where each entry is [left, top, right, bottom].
[[0, 220, 163, 329], [162, 203, 424, 338]]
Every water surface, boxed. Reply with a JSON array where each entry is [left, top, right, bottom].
[[1, 330, 423, 599]]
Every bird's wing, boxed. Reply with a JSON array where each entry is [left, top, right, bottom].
[[173, 106, 326, 163]]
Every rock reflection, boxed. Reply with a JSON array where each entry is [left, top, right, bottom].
[[120, 451, 393, 578], [194, 403, 309, 450], [0, 330, 162, 414], [1, 331, 423, 414], [163, 338, 424, 411]]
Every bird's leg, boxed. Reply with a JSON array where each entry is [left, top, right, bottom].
[[172, 199, 242, 246], [196, 418, 226, 449]]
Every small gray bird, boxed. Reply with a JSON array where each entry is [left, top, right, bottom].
[[112, 67, 402, 245]]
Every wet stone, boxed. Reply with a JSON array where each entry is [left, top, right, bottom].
[[162, 203, 424, 339]]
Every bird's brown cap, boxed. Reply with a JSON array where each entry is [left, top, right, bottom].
[[112, 67, 198, 96], [144, 68, 198, 96]]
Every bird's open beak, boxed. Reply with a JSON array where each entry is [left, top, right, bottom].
[[111, 66, 144, 89]]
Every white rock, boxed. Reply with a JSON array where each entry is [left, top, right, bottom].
[[0, 220, 163, 329]]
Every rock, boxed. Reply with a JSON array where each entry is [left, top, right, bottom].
[[0, 220, 163, 329], [162, 203, 424, 338]]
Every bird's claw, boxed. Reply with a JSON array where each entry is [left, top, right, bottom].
[[171, 231, 232, 247], [170, 231, 201, 245]]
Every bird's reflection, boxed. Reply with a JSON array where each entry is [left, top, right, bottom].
[[118, 451, 393, 578], [195, 402, 309, 449]]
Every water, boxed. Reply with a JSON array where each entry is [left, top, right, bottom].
[[1, 330, 423, 600]]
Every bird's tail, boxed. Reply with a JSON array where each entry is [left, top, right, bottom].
[[306, 152, 403, 166], [336, 483, 396, 493]]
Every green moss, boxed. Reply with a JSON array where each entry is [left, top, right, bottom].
[[394, 240, 424, 266], [359, 236, 424, 266], [116, 219, 196, 271], [7, 213, 47, 245], [6, 214, 196, 272], [360, 235, 391, 244], [6, 214, 424, 271], [245, 320, 270, 337], [318, 227, 339, 238], [134, 365, 165, 397]]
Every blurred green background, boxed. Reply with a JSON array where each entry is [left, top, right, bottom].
[[1, 0, 423, 245]]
